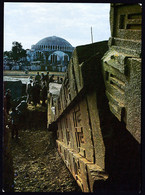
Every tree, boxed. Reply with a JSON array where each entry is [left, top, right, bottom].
[[11, 41, 26, 62], [4, 51, 12, 59]]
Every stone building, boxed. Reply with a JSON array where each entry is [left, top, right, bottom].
[[27, 36, 74, 72]]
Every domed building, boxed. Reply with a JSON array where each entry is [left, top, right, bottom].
[[27, 36, 74, 72]]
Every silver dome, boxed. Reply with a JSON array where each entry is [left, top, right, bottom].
[[36, 36, 73, 47]]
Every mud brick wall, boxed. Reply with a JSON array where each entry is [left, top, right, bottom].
[[47, 3, 141, 192]]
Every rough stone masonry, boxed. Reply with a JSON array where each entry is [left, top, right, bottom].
[[47, 3, 141, 192]]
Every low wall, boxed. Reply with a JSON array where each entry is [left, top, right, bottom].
[[4, 81, 23, 99]]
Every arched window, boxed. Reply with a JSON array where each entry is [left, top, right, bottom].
[[64, 55, 69, 63], [51, 54, 57, 64]]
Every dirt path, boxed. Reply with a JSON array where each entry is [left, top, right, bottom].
[[11, 129, 81, 192], [10, 104, 81, 192]]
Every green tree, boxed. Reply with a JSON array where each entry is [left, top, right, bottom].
[[4, 51, 12, 59], [11, 41, 26, 62]]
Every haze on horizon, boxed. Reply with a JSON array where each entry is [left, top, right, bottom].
[[4, 3, 111, 51]]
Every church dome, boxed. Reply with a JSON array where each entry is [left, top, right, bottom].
[[28, 36, 74, 72], [31, 36, 74, 52], [36, 36, 73, 47]]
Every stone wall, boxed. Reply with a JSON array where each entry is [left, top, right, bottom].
[[103, 3, 142, 143], [4, 81, 23, 99], [47, 3, 141, 192]]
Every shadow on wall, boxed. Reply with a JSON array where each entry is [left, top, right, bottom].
[[93, 66, 141, 192]]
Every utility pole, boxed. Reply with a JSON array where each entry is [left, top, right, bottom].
[[91, 26, 93, 43]]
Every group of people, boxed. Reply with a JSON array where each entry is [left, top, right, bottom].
[[26, 71, 54, 107], [4, 71, 58, 140]]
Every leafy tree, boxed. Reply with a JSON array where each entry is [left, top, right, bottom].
[[4, 51, 12, 59], [11, 41, 26, 62]]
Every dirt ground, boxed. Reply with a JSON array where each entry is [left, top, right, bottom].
[[10, 104, 81, 192]]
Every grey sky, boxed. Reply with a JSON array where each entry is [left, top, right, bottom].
[[4, 3, 111, 51]]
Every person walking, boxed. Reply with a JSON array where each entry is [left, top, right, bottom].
[[49, 74, 55, 82], [5, 89, 12, 114], [35, 72, 41, 85], [26, 80, 33, 104], [41, 72, 45, 86], [35, 81, 41, 105], [44, 71, 49, 88], [41, 82, 47, 106], [32, 81, 41, 106], [32, 82, 37, 107]]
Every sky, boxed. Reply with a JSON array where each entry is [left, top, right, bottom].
[[4, 3, 111, 51]]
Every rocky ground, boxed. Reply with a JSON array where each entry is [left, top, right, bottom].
[[10, 103, 81, 192]]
